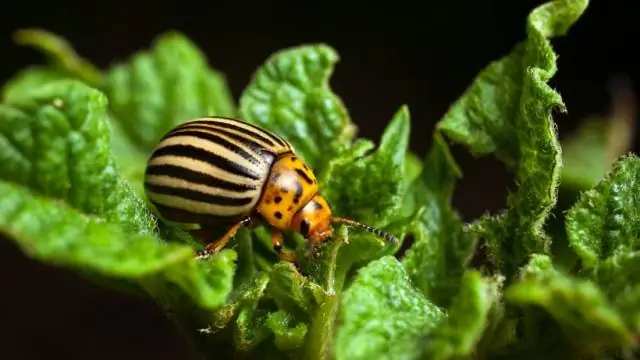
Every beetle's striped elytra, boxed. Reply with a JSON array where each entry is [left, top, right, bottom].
[[144, 116, 400, 262]]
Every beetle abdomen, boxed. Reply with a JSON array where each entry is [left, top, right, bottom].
[[144, 117, 294, 225]]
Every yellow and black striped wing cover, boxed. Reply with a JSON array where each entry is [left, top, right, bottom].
[[144, 117, 294, 225]]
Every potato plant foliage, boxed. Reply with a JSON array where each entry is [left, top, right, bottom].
[[1, 0, 639, 359]]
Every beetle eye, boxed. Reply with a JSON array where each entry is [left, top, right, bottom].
[[300, 219, 310, 238]]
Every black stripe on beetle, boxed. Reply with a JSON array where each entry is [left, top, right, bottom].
[[182, 120, 280, 149], [207, 126, 277, 154], [170, 125, 270, 155], [151, 144, 261, 180], [169, 130, 262, 166], [146, 183, 255, 207], [224, 119, 290, 148], [145, 164, 258, 193], [197, 118, 289, 148]]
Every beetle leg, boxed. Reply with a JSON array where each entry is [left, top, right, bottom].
[[271, 230, 297, 263], [195, 219, 249, 259]]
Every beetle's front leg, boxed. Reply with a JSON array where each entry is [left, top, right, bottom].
[[271, 229, 297, 263], [195, 218, 250, 259]]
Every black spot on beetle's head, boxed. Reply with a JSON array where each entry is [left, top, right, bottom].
[[274, 211, 283, 220], [295, 168, 314, 185], [300, 219, 310, 238], [294, 181, 303, 202], [274, 196, 282, 204]]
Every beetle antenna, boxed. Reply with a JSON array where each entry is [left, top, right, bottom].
[[332, 217, 399, 245]]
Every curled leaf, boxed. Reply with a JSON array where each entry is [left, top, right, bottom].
[[423, 271, 502, 360], [1, 66, 68, 103], [437, 0, 589, 277], [566, 155, 640, 269], [0, 179, 235, 309], [12, 28, 104, 87], [0, 79, 154, 235], [506, 255, 633, 353], [105, 31, 236, 150], [402, 133, 474, 308], [322, 105, 411, 229], [239, 43, 355, 172]]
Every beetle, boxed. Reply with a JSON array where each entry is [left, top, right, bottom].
[[143, 116, 399, 262]]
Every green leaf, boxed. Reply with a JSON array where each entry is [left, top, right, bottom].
[[402, 132, 476, 307], [299, 227, 349, 360], [321, 106, 410, 228], [234, 306, 272, 351], [266, 310, 308, 351], [335, 256, 446, 360], [0, 79, 236, 311], [107, 118, 149, 198], [608, 281, 640, 334], [565, 154, 640, 270], [210, 271, 271, 332], [104, 31, 236, 151], [267, 262, 326, 320], [0, 67, 148, 197], [595, 251, 640, 318], [0, 80, 154, 235], [12, 28, 104, 88], [437, 0, 589, 278], [404, 151, 423, 186], [506, 255, 633, 353], [1, 66, 68, 103], [561, 118, 612, 190], [561, 76, 637, 191], [239, 43, 356, 173], [565, 155, 640, 334], [423, 271, 502, 360], [267, 226, 398, 360], [0, 179, 235, 309]]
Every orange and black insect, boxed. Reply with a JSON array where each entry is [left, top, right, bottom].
[[143, 116, 399, 262]]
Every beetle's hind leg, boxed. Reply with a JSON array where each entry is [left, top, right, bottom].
[[271, 229, 297, 263], [194, 219, 250, 259]]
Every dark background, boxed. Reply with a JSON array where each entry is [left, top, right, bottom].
[[0, 0, 637, 359]]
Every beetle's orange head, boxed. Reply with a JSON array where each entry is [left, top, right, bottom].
[[290, 194, 334, 247], [290, 194, 401, 248]]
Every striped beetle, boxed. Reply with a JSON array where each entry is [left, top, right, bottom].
[[144, 116, 399, 262]]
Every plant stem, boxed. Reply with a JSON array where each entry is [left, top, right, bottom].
[[304, 239, 349, 360], [305, 270, 347, 360]]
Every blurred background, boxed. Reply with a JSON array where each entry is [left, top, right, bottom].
[[0, 0, 637, 358]]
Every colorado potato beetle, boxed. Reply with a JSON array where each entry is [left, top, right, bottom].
[[144, 116, 399, 262]]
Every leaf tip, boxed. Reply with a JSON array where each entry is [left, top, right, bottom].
[[266, 42, 340, 71], [396, 103, 411, 119], [309, 42, 340, 62], [154, 29, 192, 45], [12, 27, 50, 44]]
